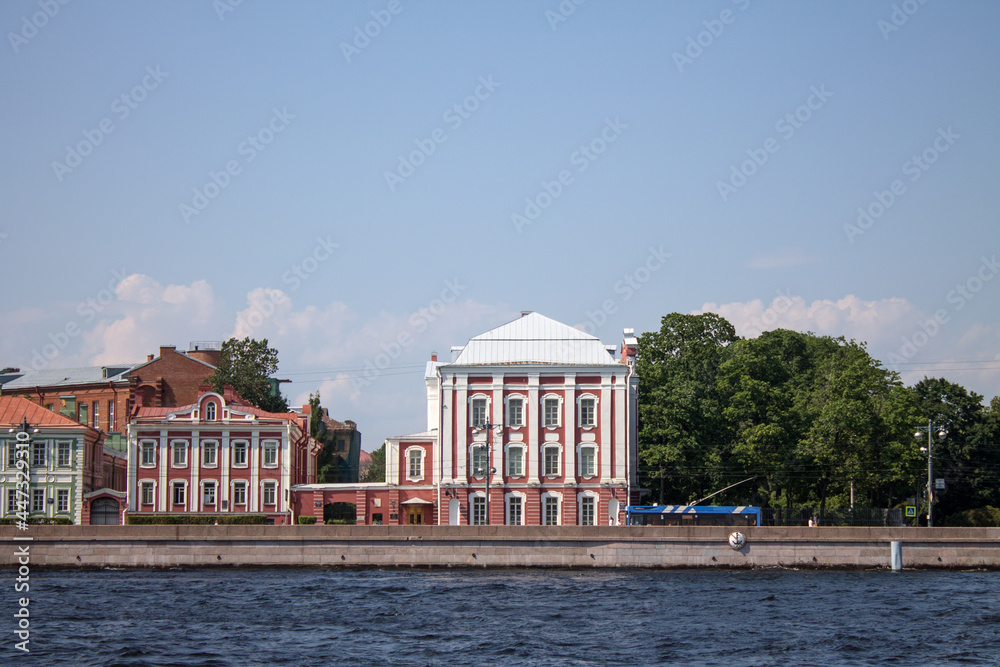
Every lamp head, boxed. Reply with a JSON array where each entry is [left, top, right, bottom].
[[914, 431, 923, 439], [937, 430, 947, 440]]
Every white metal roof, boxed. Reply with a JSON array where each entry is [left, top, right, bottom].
[[449, 312, 618, 366]]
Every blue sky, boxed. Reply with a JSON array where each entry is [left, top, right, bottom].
[[2, 0, 999, 450]]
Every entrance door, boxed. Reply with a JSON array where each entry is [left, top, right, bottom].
[[90, 498, 120, 525], [406, 506, 424, 525]]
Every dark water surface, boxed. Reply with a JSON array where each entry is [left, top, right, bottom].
[[5, 568, 999, 666]]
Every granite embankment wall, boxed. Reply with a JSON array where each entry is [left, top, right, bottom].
[[3, 526, 999, 569]]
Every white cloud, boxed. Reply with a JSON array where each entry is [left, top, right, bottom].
[[694, 294, 1000, 400]]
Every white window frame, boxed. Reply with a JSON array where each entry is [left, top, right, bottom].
[[7, 488, 17, 515], [578, 444, 597, 478], [31, 440, 46, 467], [505, 493, 524, 526], [202, 440, 218, 468], [31, 488, 45, 513], [262, 441, 279, 468], [5, 441, 14, 468], [171, 480, 187, 508], [579, 492, 598, 526], [171, 440, 188, 468], [405, 446, 425, 482], [469, 443, 488, 479], [470, 493, 486, 525], [232, 480, 247, 506], [140, 440, 156, 467], [543, 444, 561, 478], [232, 440, 248, 468], [577, 394, 598, 429], [92, 401, 100, 429], [469, 394, 490, 429], [262, 481, 277, 506], [202, 480, 217, 507], [140, 480, 155, 506], [542, 394, 562, 428], [505, 394, 525, 429], [543, 493, 561, 526], [57, 441, 72, 467], [505, 444, 524, 478], [56, 488, 69, 513], [205, 401, 217, 421]]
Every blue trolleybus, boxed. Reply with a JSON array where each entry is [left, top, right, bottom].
[[626, 505, 761, 527]]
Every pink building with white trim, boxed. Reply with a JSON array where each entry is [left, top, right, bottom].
[[293, 312, 639, 526], [126, 387, 320, 524]]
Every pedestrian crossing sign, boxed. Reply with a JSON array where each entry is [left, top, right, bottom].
[[905, 506, 916, 517]]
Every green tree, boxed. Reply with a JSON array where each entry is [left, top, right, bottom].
[[207, 337, 289, 412], [361, 443, 385, 483], [910, 377, 993, 519], [637, 312, 737, 504]]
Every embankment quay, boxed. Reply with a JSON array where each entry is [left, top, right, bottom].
[[3, 526, 999, 569]]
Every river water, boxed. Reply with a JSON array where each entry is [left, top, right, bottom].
[[6, 568, 999, 665]]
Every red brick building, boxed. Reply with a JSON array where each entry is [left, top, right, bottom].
[[126, 387, 321, 524]]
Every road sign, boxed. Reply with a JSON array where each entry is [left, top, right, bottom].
[[905, 506, 917, 517]]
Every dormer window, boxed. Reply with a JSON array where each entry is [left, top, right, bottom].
[[205, 402, 216, 421]]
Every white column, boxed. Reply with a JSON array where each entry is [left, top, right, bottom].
[[527, 374, 539, 483], [601, 373, 613, 481], [456, 375, 468, 479], [564, 374, 576, 482], [441, 372, 452, 483]]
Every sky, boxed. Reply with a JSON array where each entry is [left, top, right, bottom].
[[2, 0, 999, 451]]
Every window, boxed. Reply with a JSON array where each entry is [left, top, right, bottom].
[[263, 441, 278, 467], [471, 397, 487, 428], [140, 482, 154, 505], [58, 441, 71, 467], [205, 402, 216, 421], [6, 441, 15, 467], [408, 448, 423, 480], [31, 489, 44, 513], [471, 496, 486, 525], [471, 445, 488, 477], [232, 481, 247, 506], [507, 397, 524, 428], [108, 400, 115, 431], [171, 481, 186, 506], [202, 441, 218, 467], [507, 446, 523, 477], [203, 481, 216, 506], [544, 497, 559, 525], [544, 397, 560, 427], [579, 397, 596, 427], [507, 496, 522, 525], [6, 488, 16, 515], [580, 446, 596, 477], [31, 440, 46, 467], [78, 403, 88, 426], [92, 401, 100, 429], [140, 441, 156, 467], [172, 441, 188, 467], [56, 489, 69, 513], [262, 481, 276, 506], [544, 445, 560, 477], [232, 441, 248, 467], [581, 496, 596, 526]]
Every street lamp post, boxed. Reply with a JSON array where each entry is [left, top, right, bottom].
[[914, 419, 947, 527], [473, 420, 500, 525]]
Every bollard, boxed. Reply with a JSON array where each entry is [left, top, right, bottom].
[[890, 540, 902, 571]]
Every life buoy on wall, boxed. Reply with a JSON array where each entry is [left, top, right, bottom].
[[728, 531, 746, 550]]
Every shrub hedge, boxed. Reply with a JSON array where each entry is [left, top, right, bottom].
[[126, 514, 270, 525], [297, 516, 317, 524]]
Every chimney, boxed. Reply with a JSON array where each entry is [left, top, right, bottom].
[[431, 352, 438, 362], [146, 354, 154, 362], [521, 310, 533, 317], [621, 328, 638, 366], [450, 345, 464, 362]]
